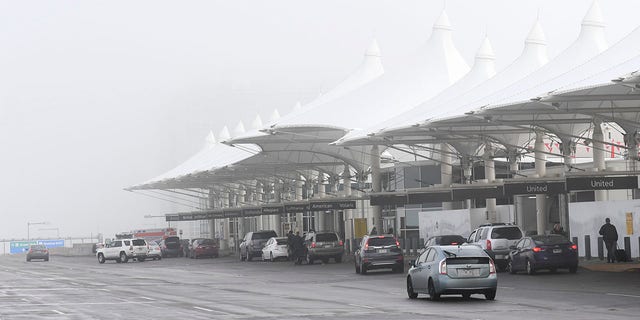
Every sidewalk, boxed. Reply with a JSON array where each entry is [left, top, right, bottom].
[[579, 258, 640, 272]]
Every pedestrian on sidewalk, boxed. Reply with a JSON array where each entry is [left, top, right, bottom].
[[599, 218, 618, 263]]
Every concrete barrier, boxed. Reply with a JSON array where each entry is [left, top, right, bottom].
[[50, 243, 94, 256]]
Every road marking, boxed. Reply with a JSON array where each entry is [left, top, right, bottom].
[[69, 282, 79, 286], [499, 286, 515, 290], [348, 303, 375, 309], [52, 310, 65, 315], [140, 296, 156, 301], [193, 306, 214, 312], [606, 293, 640, 298]]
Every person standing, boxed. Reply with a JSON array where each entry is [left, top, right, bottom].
[[599, 218, 618, 263]]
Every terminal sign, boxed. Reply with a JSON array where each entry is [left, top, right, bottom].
[[504, 182, 565, 196], [566, 176, 638, 191]]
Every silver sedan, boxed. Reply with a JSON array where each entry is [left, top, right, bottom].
[[406, 245, 497, 300]]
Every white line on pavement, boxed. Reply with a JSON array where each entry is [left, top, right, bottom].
[[51, 310, 65, 315], [193, 306, 214, 312], [140, 296, 156, 301], [348, 303, 375, 309], [606, 293, 640, 298]]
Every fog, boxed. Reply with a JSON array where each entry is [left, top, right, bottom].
[[1, 0, 637, 240]]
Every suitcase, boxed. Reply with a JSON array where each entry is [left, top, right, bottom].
[[615, 249, 628, 262]]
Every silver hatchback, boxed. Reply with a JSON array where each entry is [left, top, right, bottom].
[[407, 245, 497, 300]]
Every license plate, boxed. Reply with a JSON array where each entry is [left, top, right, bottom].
[[553, 249, 562, 254], [324, 244, 332, 248], [457, 269, 479, 277], [378, 249, 388, 253]]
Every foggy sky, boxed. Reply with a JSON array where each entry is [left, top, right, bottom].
[[1, 0, 638, 240]]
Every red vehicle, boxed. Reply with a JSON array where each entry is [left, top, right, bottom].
[[190, 239, 219, 259], [130, 228, 177, 243]]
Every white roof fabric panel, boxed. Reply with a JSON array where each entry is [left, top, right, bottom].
[[272, 10, 470, 131]]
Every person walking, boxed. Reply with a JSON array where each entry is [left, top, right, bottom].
[[599, 218, 618, 263]]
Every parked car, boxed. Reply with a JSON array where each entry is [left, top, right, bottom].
[[26, 244, 49, 262], [147, 242, 162, 261], [96, 238, 148, 263], [186, 238, 205, 258], [467, 224, 523, 271], [507, 235, 578, 274], [355, 234, 403, 274], [240, 230, 278, 261], [304, 231, 344, 264], [424, 235, 467, 248], [406, 245, 497, 300], [190, 238, 219, 259], [159, 236, 182, 258], [261, 237, 289, 262]]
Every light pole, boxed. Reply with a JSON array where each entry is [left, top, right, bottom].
[[27, 221, 49, 240]]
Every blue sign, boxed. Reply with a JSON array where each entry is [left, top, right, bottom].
[[9, 239, 65, 254]]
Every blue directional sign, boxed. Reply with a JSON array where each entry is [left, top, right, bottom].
[[9, 239, 65, 254]]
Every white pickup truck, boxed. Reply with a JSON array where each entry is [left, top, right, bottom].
[[97, 238, 148, 263]]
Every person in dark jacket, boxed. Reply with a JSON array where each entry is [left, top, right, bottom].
[[599, 218, 618, 263], [291, 232, 306, 265]]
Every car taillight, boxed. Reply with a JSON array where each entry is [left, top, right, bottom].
[[378, 236, 384, 239], [439, 259, 447, 275], [44, 250, 48, 253], [486, 239, 492, 251], [395, 239, 400, 247], [489, 259, 496, 274], [311, 242, 316, 248], [364, 242, 369, 250], [532, 247, 542, 252], [339, 240, 343, 246], [451, 242, 458, 245], [570, 244, 578, 250]]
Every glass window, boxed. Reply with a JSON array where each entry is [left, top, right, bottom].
[[480, 228, 489, 240], [532, 235, 570, 245], [417, 249, 429, 264], [491, 227, 523, 240], [112, 241, 122, 247], [316, 233, 338, 242], [516, 239, 525, 249], [132, 239, 146, 246], [275, 238, 288, 245], [468, 231, 477, 243], [426, 248, 437, 262], [367, 237, 396, 247]]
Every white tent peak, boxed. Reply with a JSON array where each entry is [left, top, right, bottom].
[[475, 36, 495, 61], [205, 131, 216, 146], [582, 0, 605, 28], [233, 121, 246, 137], [251, 114, 263, 130], [269, 109, 281, 123], [365, 38, 381, 57], [433, 10, 452, 31], [292, 101, 302, 113], [218, 126, 231, 142], [526, 19, 546, 45]]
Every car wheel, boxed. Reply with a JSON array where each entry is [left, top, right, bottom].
[[407, 277, 418, 299], [569, 265, 578, 274], [120, 252, 128, 263], [306, 254, 313, 265], [507, 259, 516, 274], [270, 252, 274, 262], [247, 252, 253, 262], [158, 256, 162, 260], [485, 289, 497, 301], [97, 253, 105, 264], [428, 279, 440, 301], [549, 267, 557, 273], [44, 257, 49, 262], [322, 258, 329, 264], [361, 263, 367, 275], [355, 261, 361, 274], [138, 257, 145, 262], [462, 293, 471, 299], [526, 259, 535, 275], [335, 255, 342, 263]]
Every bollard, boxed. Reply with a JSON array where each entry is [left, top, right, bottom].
[[584, 235, 591, 260], [597, 236, 604, 260], [624, 236, 631, 262]]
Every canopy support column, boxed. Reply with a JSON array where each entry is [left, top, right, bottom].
[[535, 131, 547, 236], [316, 174, 326, 231], [592, 121, 607, 201], [371, 145, 382, 235], [343, 165, 353, 252], [559, 137, 575, 236], [483, 144, 497, 223], [295, 177, 304, 233], [441, 143, 454, 210]]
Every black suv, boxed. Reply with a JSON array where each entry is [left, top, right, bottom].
[[303, 231, 344, 264], [355, 234, 404, 274], [240, 230, 278, 261]]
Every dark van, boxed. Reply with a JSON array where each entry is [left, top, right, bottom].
[[160, 236, 182, 258]]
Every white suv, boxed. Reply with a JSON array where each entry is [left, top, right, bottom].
[[97, 238, 148, 263], [467, 224, 523, 271]]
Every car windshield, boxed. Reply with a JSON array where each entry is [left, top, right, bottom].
[[200, 239, 216, 245], [532, 235, 570, 245], [132, 239, 146, 246], [31, 245, 46, 250], [437, 235, 466, 244], [491, 227, 522, 240], [253, 231, 277, 240], [316, 233, 338, 242], [367, 237, 396, 246]]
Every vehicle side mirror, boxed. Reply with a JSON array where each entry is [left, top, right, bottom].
[[409, 259, 416, 267]]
